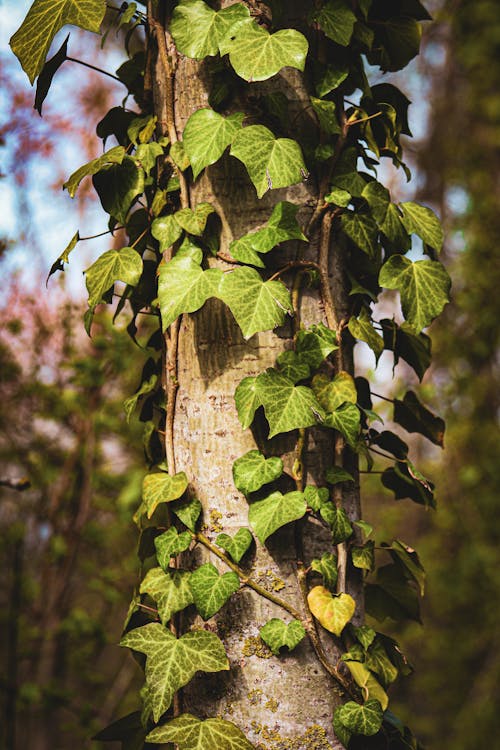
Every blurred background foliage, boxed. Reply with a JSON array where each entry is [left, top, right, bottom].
[[0, 0, 499, 748]]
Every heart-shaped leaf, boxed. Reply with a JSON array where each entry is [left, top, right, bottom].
[[140, 567, 194, 624], [232, 450, 283, 495], [248, 490, 307, 544], [189, 563, 240, 620], [216, 528, 253, 564], [259, 618, 305, 656], [307, 586, 355, 636], [335, 699, 384, 736]]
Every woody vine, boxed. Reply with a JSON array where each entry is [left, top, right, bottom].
[[10, 1, 450, 748]]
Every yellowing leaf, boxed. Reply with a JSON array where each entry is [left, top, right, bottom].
[[147, 714, 255, 749], [307, 586, 355, 636], [142, 470, 188, 518]]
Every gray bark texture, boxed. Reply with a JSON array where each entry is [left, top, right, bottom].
[[150, 4, 362, 747]]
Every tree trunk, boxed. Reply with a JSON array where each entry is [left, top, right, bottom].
[[149, 5, 361, 747]]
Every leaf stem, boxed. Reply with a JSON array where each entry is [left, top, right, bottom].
[[370, 391, 394, 403], [66, 56, 123, 83]]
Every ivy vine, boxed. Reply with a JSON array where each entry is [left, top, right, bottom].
[[10, 0, 451, 748]]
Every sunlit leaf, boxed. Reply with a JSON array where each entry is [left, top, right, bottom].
[[147, 713, 255, 749], [140, 567, 194, 624], [232, 450, 283, 495], [63, 145, 125, 198], [259, 618, 305, 656], [248, 490, 307, 543], [85, 246, 142, 308], [183, 109, 244, 179], [216, 528, 253, 564], [307, 586, 355, 636], [189, 563, 240, 620]]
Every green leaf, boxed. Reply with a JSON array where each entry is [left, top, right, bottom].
[[385, 539, 425, 596], [310, 97, 340, 135], [325, 403, 361, 446], [34, 33, 69, 115], [276, 351, 310, 383], [324, 186, 351, 207], [63, 145, 125, 198], [393, 390, 445, 447], [158, 253, 223, 331], [248, 490, 307, 544], [312, 371, 357, 412], [183, 109, 244, 180], [217, 267, 292, 339], [135, 142, 164, 175], [172, 497, 202, 531], [381, 318, 431, 380], [147, 714, 255, 749], [362, 181, 390, 225], [175, 203, 215, 235], [47, 229, 79, 280], [380, 203, 411, 249], [216, 528, 253, 564], [170, 140, 190, 170], [304, 485, 329, 512], [400, 201, 444, 252], [314, 0, 357, 46], [85, 246, 142, 308], [230, 125, 307, 198], [127, 114, 157, 145], [369, 16, 422, 72], [234, 377, 260, 431], [311, 552, 338, 591], [120, 624, 228, 722], [189, 563, 240, 620], [223, 19, 308, 82], [320, 504, 353, 543], [315, 62, 349, 97], [348, 310, 384, 361], [340, 211, 378, 256], [140, 567, 194, 624], [335, 700, 384, 736], [232, 450, 283, 495], [365, 639, 399, 685], [92, 157, 145, 224], [10, 0, 106, 84], [325, 466, 354, 485], [307, 586, 355, 636], [295, 323, 338, 369], [331, 147, 366, 196], [170, 0, 249, 59], [352, 625, 376, 650], [124, 372, 158, 422], [259, 618, 305, 656], [151, 215, 183, 251], [351, 542, 375, 572], [142, 471, 188, 518], [333, 712, 352, 748], [379, 255, 451, 332], [381, 462, 435, 508], [254, 370, 326, 438], [343, 661, 389, 709], [155, 528, 192, 570], [230, 201, 307, 268]]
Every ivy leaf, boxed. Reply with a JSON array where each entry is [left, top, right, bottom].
[[120, 624, 229, 722], [343, 661, 389, 709], [400, 201, 443, 252], [325, 466, 354, 484], [234, 376, 260, 431], [382, 462, 435, 508], [230, 125, 307, 198], [381, 319, 431, 381], [171, 140, 190, 170], [312, 372, 357, 412], [124, 371, 158, 422], [92, 711, 146, 748], [320, 504, 353, 544], [142, 471, 188, 518], [311, 552, 338, 591], [174, 203, 216, 235], [259, 618, 306, 656], [369, 17, 422, 73], [170, 0, 249, 59], [384, 539, 425, 596], [189, 563, 240, 620], [333, 711, 352, 748], [248, 490, 307, 544], [380, 203, 411, 249], [295, 323, 338, 369], [303, 485, 329, 512], [85, 247, 142, 308], [352, 625, 376, 650], [151, 215, 183, 252], [183, 109, 244, 180], [230, 202, 307, 268], [362, 180, 390, 225], [348, 310, 384, 361], [92, 157, 145, 224], [340, 211, 378, 256], [232, 450, 283, 495], [315, 62, 349, 97], [155, 528, 192, 570], [217, 267, 292, 339], [34, 33, 69, 115], [223, 19, 308, 82], [379, 254, 451, 333], [365, 639, 399, 685], [147, 714, 255, 749], [276, 351, 310, 383], [393, 390, 445, 447], [254, 370, 326, 438], [135, 142, 164, 175], [366, 565, 421, 623], [335, 700, 384, 736], [310, 96, 340, 135], [314, 0, 357, 46], [47, 229, 79, 281], [10, 0, 106, 84], [158, 253, 223, 331], [63, 145, 125, 198], [216, 528, 253, 564], [351, 542, 375, 572], [325, 403, 360, 446], [140, 567, 194, 624], [172, 497, 202, 531], [307, 586, 355, 636]]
